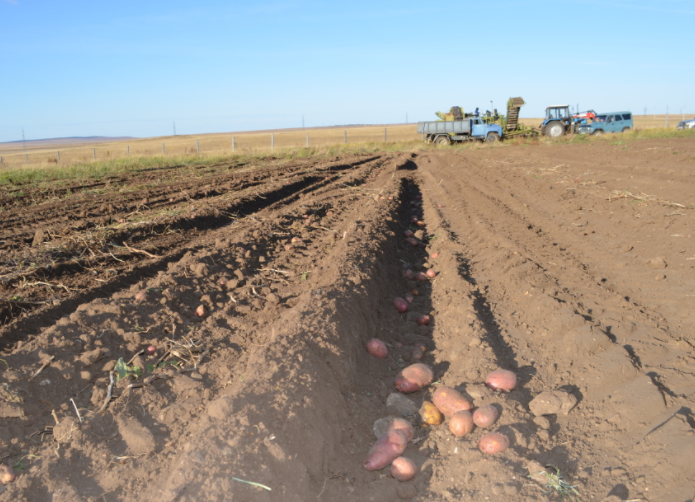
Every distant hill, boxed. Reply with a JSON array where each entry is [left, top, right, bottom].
[[0, 136, 135, 150]]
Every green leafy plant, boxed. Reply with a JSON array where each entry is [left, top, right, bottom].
[[114, 358, 143, 381], [529, 465, 581, 501]]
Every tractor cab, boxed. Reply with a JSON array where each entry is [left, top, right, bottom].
[[540, 105, 574, 137]]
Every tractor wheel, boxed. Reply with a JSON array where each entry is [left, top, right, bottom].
[[622, 127, 631, 133], [434, 135, 451, 146], [486, 132, 500, 143], [592, 129, 604, 136], [544, 122, 565, 138]]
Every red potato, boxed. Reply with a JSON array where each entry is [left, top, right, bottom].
[[473, 405, 499, 428], [363, 430, 408, 471], [146, 345, 157, 356], [0, 464, 15, 485], [405, 237, 419, 247], [432, 386, 473, 417], [411, 343, 426, 361], [437, 203, 443, 208], [430, 251, 440, 259], [387, 418, 414, 442], [414, 272, 429, 282], [366, 339, 388, 359], [485, 369, 518, 392], [415, 315, 430, 326], [402, 269, 415, 280], [395, 363, 434, 393], [425, 269, 436, 278], [391, 457, 418, 481], [404, 294, 414, 304], [478, 432, 509, 454], [134, 290, 148, 301], [411, 216, 418, 223], [411, 289, 420, 296], [218, 277, 229, 286], [194, 305, 206, 317], [403, 229, 414, 238], [448, 410, 475, 437], [291, 236, 303, 244], [393, 297, 409, 313], [415, 221, 425, 228]]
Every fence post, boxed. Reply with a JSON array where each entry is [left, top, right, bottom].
[[271, 133, 274, 150], [196, 140, 199, 154], [162, 143, 165, 154], [384, 128, 387, 142], [93, 148, 96, 160], [57, 151, 60, 163], [127, 145, 130, 155], [344, 130, 347, 144], [0, 156, 3, 166], [306, 133, 309, 147], [232, 136, 235, 152]]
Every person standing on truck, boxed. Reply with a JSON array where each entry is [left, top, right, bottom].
[[474, 107, 480, 117]]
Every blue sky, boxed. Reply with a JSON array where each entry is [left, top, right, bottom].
[[1, 0, 693, 141]]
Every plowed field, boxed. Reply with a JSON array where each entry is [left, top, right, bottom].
[[1, 138, 694, 501]]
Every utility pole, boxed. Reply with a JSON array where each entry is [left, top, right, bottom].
[[22, 128, 26, 151], [173, 121, 176, 136], [302, 115, 305, 130], [406, 112, 408, 124], [644, 107, 646, 116]]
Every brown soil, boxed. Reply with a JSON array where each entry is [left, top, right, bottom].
[[0, 138, 694, 501]]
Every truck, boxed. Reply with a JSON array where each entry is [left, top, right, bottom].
[[417, 117, 503, 145]]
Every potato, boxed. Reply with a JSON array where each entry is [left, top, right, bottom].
[[395, 363, 434, 393], [366, 339, 388, 359], [430, 251, 440, 259], [405, 237, 419, 247], [478, 432, 509, 454], [414, 272, 429, 282], [411, 343, 426, 361], [0, 464, 15, 485], [403, 230, 414, 238], [402, 269, 414, 280], [393, 297, 409, 313], [134, 290, 148, 301], [425, 269, 436, 278], [415, 315, 430, 326], [432, 386, 473, 418], [194, 304, 206, 317], [391, 457, 418, 481], [448, 410, 475, 437], [387, 418, 414, 442], [419, 400, 443, 425], [404, 294, 414, 304], [473, 405, 499, 428], [485, 369, 517, 392], [363, 430, 408, 471]]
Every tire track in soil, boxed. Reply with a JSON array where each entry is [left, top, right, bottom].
[[415, 150, 695, 502]]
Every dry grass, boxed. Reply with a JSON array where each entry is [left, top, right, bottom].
[[0, 124, 419, 169]]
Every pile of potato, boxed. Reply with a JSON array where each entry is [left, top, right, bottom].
[[361, 194, 516, 481]]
